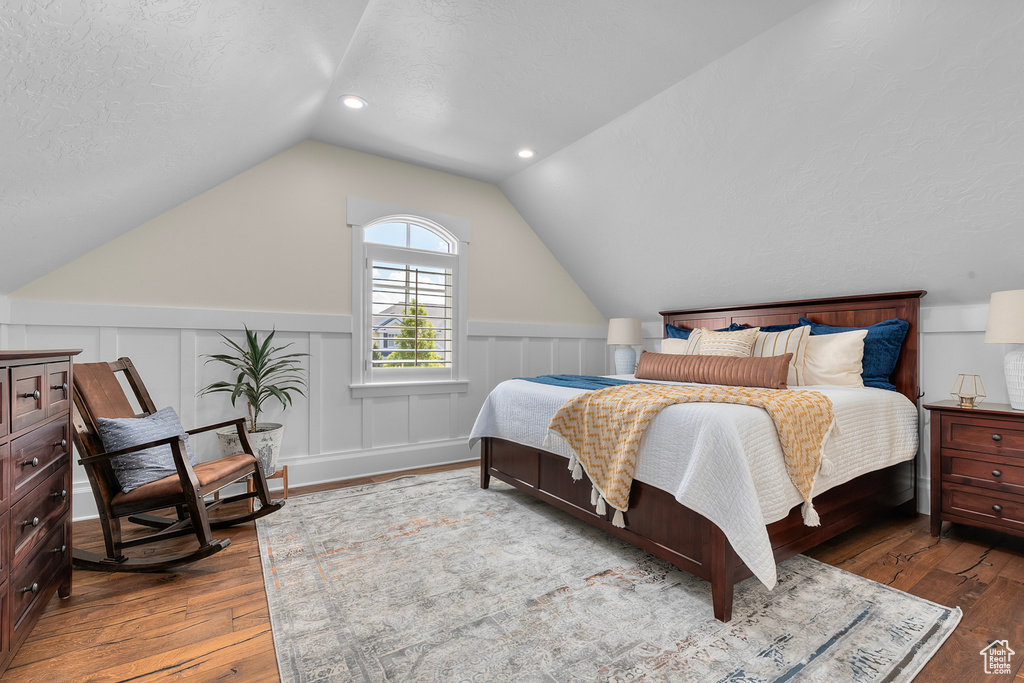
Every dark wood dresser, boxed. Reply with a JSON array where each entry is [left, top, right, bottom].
[[0, 349, 80, 674], [926, 399, 1024, 538]]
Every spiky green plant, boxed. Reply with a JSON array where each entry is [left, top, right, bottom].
[[197, 327, 309, 433]]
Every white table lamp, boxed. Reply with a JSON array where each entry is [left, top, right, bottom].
[[607, 318, 642, 375], [985, 289, 1024, 410]]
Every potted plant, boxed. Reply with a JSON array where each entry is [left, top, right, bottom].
[[197, 326, 309, 476]]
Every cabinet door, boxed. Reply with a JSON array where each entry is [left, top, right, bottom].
[[45, 363, 70, 419], [0, 370, 8, 439], [10, 367, 46, 434], [0, 444, 8, 514]]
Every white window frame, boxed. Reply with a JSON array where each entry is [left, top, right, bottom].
[[349, 198, 469, 397]]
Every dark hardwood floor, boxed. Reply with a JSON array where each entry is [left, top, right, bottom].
[[6, 462, 1023, 682]]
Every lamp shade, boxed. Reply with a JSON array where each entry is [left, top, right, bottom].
[[607, 318, 642, 346], [985, 289, 1024, 343]]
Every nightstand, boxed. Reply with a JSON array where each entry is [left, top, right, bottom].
[[925, 400, 1024, 538]]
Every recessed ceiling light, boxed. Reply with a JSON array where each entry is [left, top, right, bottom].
[[517, 148, 536, 159], [340, 95, 367, 109]]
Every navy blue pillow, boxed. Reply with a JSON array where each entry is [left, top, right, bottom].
[[729, 322, 803, 333], [665, 324, 691, 339], [798, 317, 909, 391], [665, 324, 735, 338]]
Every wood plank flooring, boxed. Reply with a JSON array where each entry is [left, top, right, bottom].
[[7, 462, 1024, 682]]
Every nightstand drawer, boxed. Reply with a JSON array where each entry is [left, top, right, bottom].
[[943, 486, 1024, 533], [947, 454, 1024, 493], [943, 416, 1024, 457]]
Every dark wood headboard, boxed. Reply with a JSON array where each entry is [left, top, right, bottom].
[[660, 291, 926, 406]]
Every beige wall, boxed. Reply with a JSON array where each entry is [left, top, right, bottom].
[[14, 141, 605, 326]]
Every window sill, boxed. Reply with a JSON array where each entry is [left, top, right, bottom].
[[349, 380, 470, 398]]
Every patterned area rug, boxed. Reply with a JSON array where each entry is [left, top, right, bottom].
[[256, 469, 960, 682]]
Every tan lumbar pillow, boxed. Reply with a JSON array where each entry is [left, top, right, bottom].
[[696, 327, 759, 357], [634, 351, 792, 389], [801, 329, 868, 387]]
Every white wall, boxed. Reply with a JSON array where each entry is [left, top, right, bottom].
[[3, 297, 1011, 519], [4, 140, 610, 520], [2, 302, 608, 520], [14, 140, 606, 327]]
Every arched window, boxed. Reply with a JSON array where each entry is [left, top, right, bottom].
[[349, 199, 469, 393], [365, 217, 455, 380]]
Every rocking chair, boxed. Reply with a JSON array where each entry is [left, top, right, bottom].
[[71, 357, 285, 571]]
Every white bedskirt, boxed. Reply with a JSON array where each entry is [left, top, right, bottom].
[[469, 376, 918, 589]]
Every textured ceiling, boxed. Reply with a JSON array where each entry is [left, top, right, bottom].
[[0, 0, 367, 295], [1, 0, 815, 296], [310, 0, 817, 183], [501, 0, 1024, 313]]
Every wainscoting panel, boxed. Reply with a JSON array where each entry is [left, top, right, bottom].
[[0, 308, 608, 520], [12, 300, 1000, 521], [525, 338, 555, 377]]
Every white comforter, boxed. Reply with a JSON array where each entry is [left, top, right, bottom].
[[468, 376, 919, 589]]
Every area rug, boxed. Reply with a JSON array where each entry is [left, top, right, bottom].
[[256, 469, 960, 682]]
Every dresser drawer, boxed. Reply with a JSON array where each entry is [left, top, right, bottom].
[[10, 519, 67, 635], [0, 512, 8, 581], [943, 415, 1024, 457], [45, 363, 71, 419], [0, 581, 8, 665], [946, 453, 1024, 494], [0, 443, 8, 512], [943, 486, 1024, 534], [0, 369, 8, 439], [11, 420, 69, 499], [11, 467, 70, 567], [11, 366, 47, 434]]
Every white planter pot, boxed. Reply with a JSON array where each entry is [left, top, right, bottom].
[[216, 423, 284, 477]]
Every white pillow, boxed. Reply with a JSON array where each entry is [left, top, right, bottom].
[[801, 329, 868, 387], [751, 326, 811, 387], [661, 330, 702, 355]]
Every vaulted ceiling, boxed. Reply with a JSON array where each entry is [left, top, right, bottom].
[[1, 0, 814, 296], [4, 0, 1022, 313]]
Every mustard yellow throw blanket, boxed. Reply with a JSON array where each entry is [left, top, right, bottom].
[[544, 384, 835, 528]]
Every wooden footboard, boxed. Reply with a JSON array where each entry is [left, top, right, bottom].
[[480, 437, 915, 622]]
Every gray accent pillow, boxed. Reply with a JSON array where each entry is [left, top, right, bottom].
[[97, 406, 198, 493]]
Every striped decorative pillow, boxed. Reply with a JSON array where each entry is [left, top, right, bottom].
[[697, 327, 759, 357], [751, 325, 812, 386], [661, 329, 703, 355]]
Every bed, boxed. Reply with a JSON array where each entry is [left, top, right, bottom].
[[470, 291, 925, 622]]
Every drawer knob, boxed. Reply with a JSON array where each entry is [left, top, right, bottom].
[[993, 504, 1003, 514], [53, 439, 67, 449], [993, 434, 1003, 442], [22, 517, 40, 528], [22, 390, 40, 400], [52, 545, 67, 554], [19, 583, 39, 595], [992, 469, 1002, 478], [52, 489, 68, 501], [22, 457, 39, 468], [53, 383, 68, 393]]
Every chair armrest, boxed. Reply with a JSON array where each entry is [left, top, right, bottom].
[[77, 434, 190, 466], [186, 417, 247, 436]]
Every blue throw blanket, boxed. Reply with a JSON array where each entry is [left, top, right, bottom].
[[517, 374, 642, 390]]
